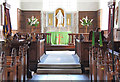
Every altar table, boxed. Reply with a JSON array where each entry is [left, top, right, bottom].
[[47, 31, 72, 45]]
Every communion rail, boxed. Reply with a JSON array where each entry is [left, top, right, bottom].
[[17, 32, 89, 51], [43, 33, 89, 45], [17, 32, 89, 46]]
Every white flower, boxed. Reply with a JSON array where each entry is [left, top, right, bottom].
[[90, 19, 93, 23], [80, 19, 83, 24], [80, 16, 93, 27], [31, 16, 34, 21], [28, 16, 39, 26], [81, 23, 84, 26], [28, 18, 30, 22], [85, 16, 88, 23], [80, 19, 83, 22]]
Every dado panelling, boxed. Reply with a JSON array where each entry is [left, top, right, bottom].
[[18, 10, 41, 33]]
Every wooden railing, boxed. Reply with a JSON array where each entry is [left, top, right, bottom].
[[68, 33, 89, 45], [38, 33, 89, 46], [17, 32, 89, 46]]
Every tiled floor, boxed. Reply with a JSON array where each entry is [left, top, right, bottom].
[[40, 51, 79, 64]]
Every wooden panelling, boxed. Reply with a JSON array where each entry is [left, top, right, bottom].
[[97, 9, 102, 29], [78, 11, 99, 33], [17, 8, 22, 32], [17, 10, 41, 33]]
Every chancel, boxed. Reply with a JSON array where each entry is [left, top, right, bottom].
[[0, 0, 120, 81]]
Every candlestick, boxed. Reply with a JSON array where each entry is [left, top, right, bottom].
[[68, 19, 70, 31], [49, 19, 51, 31], [49, 19, 51, 25], [68, 19, 69, 25]]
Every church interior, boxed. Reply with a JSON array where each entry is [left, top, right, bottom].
[[0, 0, 120, 81]]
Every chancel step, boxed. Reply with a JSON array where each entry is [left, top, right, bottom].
[[37, 69, 82, 74], [37, 64, 81, 69], [46, 45, 75, 51], [37, 63, 81, 74]]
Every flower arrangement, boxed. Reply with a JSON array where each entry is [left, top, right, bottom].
[[28, 16, 39, 27], [80, 16, 93, 27], [80, 16, 93, 33]]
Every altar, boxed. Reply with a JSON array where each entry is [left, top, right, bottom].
[[47, 31, 72, 45]]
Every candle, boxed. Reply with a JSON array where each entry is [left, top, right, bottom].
[[68, 19, 69, 25], [49, 19, 51, 25]]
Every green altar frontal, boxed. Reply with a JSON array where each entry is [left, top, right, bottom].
[[47, 31, 72, 45]]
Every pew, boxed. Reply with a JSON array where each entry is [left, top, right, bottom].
[[89, 43, 120, 81], [17, 32, 46, 78], [28, 39, 45, 73], [2, 48, 17, 81], [76, 39, 108, 73], [23, 44, 29, 80], [0, 51, 5, 81], [0, 33, 31, 81], [17, 33, 31, 79]]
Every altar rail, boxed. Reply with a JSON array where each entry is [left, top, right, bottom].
[[18, 32, 89, 46], [68, 33, 89, 45], [17, 32, 89, 51], [42, 33, 89, 45]]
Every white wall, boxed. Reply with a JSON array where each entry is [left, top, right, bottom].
[[0, 0, 21, 30], [99, 0, 109, 30], [20, 0, 43, 10], [77, 2, 99, 11], [21, 2, 43, 11], [21, 0, 100, 11]]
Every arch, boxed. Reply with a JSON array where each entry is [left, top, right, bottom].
[[55, 8, 64, 27]]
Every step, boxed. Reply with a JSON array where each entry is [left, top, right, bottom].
[[37, 69, 82, 74], [46, 45, 75, 51], [37, 64, 81, 69]]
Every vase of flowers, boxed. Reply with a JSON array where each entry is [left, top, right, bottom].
[[28, 16, 39, 33], [80, 16, 93, 33]]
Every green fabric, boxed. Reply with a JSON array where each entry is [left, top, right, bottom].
[[47, 31, 72, 45], [92, 31, 95, 47], [99, 32, 103, 47], [92, 31, 103, 47]]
